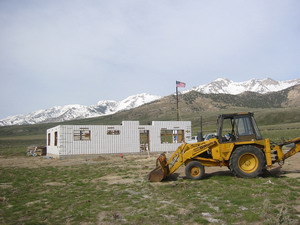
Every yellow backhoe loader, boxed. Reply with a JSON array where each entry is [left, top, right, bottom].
[[148, 112, 300, 182]]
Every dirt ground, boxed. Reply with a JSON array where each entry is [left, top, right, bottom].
[[0, 151, 299, 179]]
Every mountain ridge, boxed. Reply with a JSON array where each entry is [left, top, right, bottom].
[[0, 93, 161, 126], [188, 78, 300, 95], [1, 78, 300, 126], [117, 84, 300, 123]]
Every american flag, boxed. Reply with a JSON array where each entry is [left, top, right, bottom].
[[176, 81, 186, 88]]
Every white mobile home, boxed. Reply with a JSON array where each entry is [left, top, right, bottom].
[[46, 121, 192, 158]]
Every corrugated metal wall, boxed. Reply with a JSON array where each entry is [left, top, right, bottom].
[[149, 121, 192, 152], [46, 121, 192, 157]]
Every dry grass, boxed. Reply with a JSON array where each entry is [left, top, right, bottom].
[[0, 153, 299, 225]]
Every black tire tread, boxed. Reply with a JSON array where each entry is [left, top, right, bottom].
[[185, 161, 205, 180], [229, 145, 265, 178]]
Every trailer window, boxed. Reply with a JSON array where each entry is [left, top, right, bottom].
[[74, 129, 91, 141], [54, 132, 58, 146], [107, 130, 120, 135], [161, 129, 184, 143], [48, 133, 51, 146]]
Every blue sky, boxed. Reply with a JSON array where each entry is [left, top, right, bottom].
[[0, 0, 299, 118]]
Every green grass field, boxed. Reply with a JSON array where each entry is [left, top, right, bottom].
[[0, 154, 299, 225]]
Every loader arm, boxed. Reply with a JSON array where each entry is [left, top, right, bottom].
[[167, 140, 218, 174], [148, 139, 218, 182]]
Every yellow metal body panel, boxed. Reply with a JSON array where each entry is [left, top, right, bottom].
[[193, 157, 228, 167], [264, 138, 272, 166], [218, 143, 235, 161], [273, 145, 284, 161]]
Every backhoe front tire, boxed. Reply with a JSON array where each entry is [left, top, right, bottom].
[[185, 161, 205, 180], [230, 145, 265, 178]]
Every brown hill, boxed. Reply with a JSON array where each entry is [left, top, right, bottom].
[[88, 84, 298, 129], [127, 84, 300, 116]]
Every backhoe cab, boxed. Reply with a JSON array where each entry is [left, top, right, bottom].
[[217, 112, 262, 143], [148, 112, 300, 182]]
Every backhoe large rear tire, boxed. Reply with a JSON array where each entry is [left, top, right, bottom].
[[185, 161, 205, 180], [230, 145, 265, 178]]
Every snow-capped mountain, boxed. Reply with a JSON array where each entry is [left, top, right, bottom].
[[97, 92, 162, 113], [1, 78, 300, 126], [0, 93, 161, 126], [189, 78, 300, 95]]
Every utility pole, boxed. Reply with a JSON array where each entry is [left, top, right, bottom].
[[197, 116, 204, 142]]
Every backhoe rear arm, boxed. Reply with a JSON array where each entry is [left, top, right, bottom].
[[273, 137, 300, 162]]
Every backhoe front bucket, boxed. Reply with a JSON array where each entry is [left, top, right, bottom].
[[148, 167, 165, 182], [148, 153, 170, 182]]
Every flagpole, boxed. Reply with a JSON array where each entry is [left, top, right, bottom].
[[176, 85, 179, 121], [176, 81, 185, 121]]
